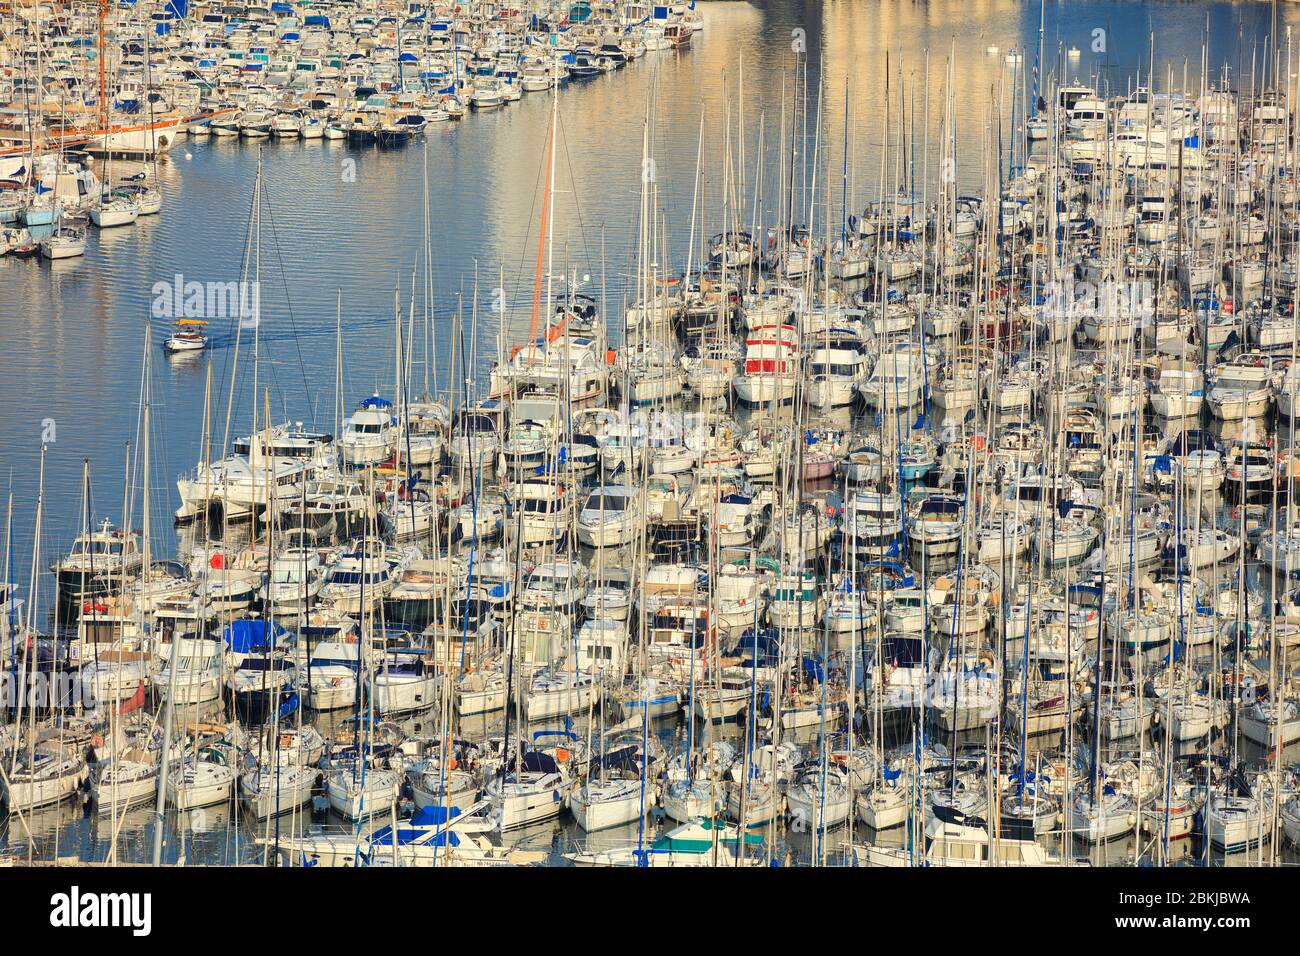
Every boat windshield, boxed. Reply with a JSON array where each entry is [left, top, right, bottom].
[[73, 541, 124, 556], [522, 497, 562, 514], [328, 571, 388, 585]]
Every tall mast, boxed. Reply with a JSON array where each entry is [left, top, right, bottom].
[[98, 0, 110, 132], [526, 76, 560, 362]]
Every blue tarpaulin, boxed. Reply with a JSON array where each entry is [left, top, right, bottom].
[[802, 657, 826, 682], [411, 805, 462, 825], [224, 619, 289, 654]]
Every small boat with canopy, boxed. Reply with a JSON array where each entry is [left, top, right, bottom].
[[165, 319, 208, 353]]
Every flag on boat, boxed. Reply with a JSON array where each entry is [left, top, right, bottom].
[[114, 681, 146, 716]]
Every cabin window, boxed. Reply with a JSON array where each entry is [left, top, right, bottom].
[[74, 541, 123, 556], [328, 571, 387, 586], [934, 839, 979, 861]]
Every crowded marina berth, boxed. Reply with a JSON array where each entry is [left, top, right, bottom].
[[2, 0, 1300, 872]]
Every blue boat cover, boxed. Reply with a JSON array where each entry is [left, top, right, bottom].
[[411, 805, 463, 825], [224, 618, 288, 654]]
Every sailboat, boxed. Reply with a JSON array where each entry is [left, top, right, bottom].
[[164, 319, 209, 353]]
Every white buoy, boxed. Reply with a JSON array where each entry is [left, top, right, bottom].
[[185, 152, 193, 161]]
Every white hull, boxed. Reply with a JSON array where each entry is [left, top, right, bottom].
[[570, 784, 655, 831], [457, 684, 508, 715], [524, 683, 596, 721], [326, 771, 400, 820], [733, 376, 797, 405], [374, 677, 437, 716], [241, 768, 318, 818], [167, 768, 234, 811], [661, 786, 720, 823], [95, 769, 158, 813], [493, 785, 565, 830], [857, 787, 910, 830], [5, 762, 87, 813]]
